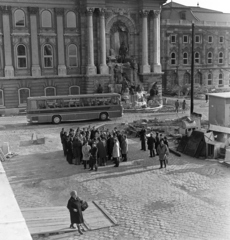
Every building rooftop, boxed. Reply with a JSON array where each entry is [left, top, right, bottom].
[[208, 92, 230, 98], [162, 1, 230, 22]]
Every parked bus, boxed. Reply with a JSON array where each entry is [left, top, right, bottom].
[[26, 93, 123, 124]]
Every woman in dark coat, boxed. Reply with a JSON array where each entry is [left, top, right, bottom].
[[66, 136, 73, 164], [67, 190, 85, 234], [72, 137, 82, 165]]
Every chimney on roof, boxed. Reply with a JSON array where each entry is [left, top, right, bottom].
[[197, 2, 200, 7]]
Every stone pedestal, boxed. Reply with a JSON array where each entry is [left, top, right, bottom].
[[4, 66, 14, 78], [100, 64, 109, 74], [86, 66, 97, 75], [32, 65, 41, 77], [58, 65, 67, 76], [140, 65, 151, 74]]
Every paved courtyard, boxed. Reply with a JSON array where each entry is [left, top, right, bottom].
[[2, 101, 230, 240]]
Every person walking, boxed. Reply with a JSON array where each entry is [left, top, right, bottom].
[[66, 136, 74, 164], [67, 190, 85, 235], [155, 132, 160, 155], [140, 127, 146, 151], [157, 139, 169, 169], [97, 137, 107, 166], [73, 137, 82, 165], [147, 133, 155, 157], [175, 99, 179, 114], [89, 142, 98, 171], [107, 134, 114, 161], [62, 131, 68, 157], [112, 138, 121, 167], [182, 100, 186, 113], [82, 141, 91, 169], [121, 135, 128, 162]]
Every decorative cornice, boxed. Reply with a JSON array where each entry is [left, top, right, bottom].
[[153, 10, 161, 18], [0, 6, 11, 14], [28, 7, 39, 15], [111, 8, 130, 16], [38, 33, 57, 37], [11, 32, 30, 36], [86, 8, 94, 16], [140, 10, 149, 17], [55, 8, 64, 16], [99, 8, 106, 16]]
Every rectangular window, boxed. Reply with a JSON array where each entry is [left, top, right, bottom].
[[219, 36, 224, 43], [219, 79, 223, 85], [0, 91, 3, 106], [183, 35, 188, 43], [208, 80, 212, 85], [44, 57, 53, 68], [208, 36, 213, 43], [18, 57, 27, 68], [171, 35, 176, 43], [195, 35, 200, 43]]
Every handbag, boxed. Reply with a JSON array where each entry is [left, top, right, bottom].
[[165, 155, 168, 164], [81, 201, 88, 211]]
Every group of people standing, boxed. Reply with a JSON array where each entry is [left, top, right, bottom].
[[139, 127, 169, 169], [60, 126, 129, 170]]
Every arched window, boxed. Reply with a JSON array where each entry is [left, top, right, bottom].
[[17, 44, 27, 68], [45, 87, 56, 96], [15, 9, 25, 27], [41, 10, 52, 28], [218, 52, 224, 64], [195, 52, 200, 64], [195, 72, 202, 85], [171, 52, 176, 65], [184, 73, 190, 84], [18, 88, 30, 105], [69, 86, 80, 95], [208, 73, 212, 85], [0, 89, 4, 106], [183, 52, 188, 65], [67, 11, 76, 28], [219, 73, 223, 86], [68, 44, 78, 67], [207, 52, 213, 64], [43, 44, 53, 68]]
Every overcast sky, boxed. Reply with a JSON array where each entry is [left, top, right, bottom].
[[165, 0, 230, 13]]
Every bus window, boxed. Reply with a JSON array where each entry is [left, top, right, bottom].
[[111, 97, 118, 105], [30, 100, 37, 110], [56, 99, 63, 108], [69, 99, 76, 107], [37, 100, 46, 109], [97, 97, 104, 105], [63, 99, 70, 108], [46, 100, 56, 108]]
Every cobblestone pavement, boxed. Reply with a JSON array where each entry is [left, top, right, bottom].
[[2, 128, 230, 240], [2, 102, 227, 240]]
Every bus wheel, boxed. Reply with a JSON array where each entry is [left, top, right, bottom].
[[100, 112, 108, 121], [52, 115, 61, 124]]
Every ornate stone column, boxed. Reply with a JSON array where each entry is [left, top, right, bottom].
[[1, 6, 14, 77], [86, 8, 96, 75], [153, 10, 161, 73], [140, 10, 150, 74], [56, 8, 66, 76], [28, 7, 41, 77], [99, 8, 109, 74]]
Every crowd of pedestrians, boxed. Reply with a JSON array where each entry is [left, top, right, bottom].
[[60, 126, 128, 170]]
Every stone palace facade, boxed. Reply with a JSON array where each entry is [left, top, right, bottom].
[[0, 0, 166, 114], [161, 2, 230, 93]]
